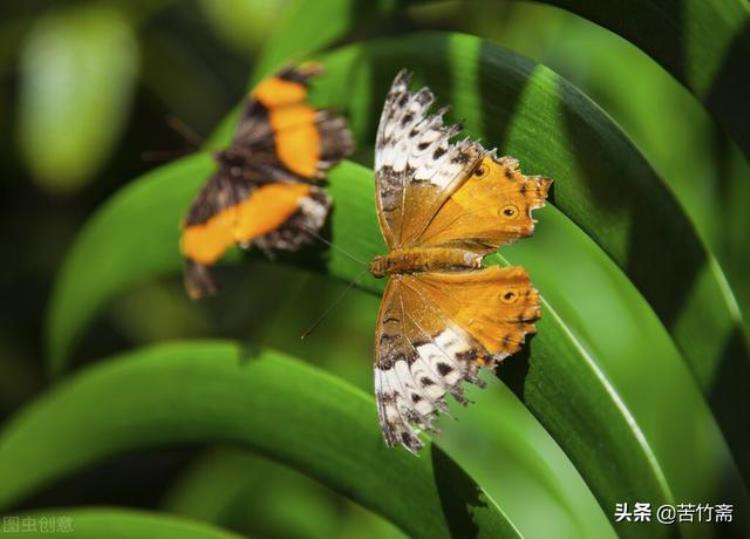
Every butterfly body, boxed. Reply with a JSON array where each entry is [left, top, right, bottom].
[[372, 70, 551, 453], [369, 248, 482, 278]]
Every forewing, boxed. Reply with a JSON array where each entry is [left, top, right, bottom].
[[417, 153, 551, 252], [374, 70, 484, 248], [230, 64, 353, 180]]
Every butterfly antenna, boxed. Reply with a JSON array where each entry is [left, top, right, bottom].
[[301, 267, 370, 340], [301, 224, 369, 266], [141, 115, 204, 162], [165, 115, 204, 147]]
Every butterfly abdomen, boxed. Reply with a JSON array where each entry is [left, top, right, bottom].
[[369, 247, 482, 278]]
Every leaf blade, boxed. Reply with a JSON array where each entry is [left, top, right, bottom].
[[0, 342, 519, 539], [313, 31, 750, 487], [536, 0, 750, 157]]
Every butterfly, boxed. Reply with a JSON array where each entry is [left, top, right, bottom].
[[181, 64, 354, 299], [370, 70, 551, 453]]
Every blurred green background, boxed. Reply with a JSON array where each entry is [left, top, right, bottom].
[[0, 1, 748, 538]]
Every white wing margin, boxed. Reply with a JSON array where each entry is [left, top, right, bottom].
[[374, 70, 485, 247]]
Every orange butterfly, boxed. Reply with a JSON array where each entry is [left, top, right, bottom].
[[370, 71, 551, 452], [181, 64, 353, 298]]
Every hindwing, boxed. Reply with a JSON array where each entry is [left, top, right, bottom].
[[374, 266, 540, 452]]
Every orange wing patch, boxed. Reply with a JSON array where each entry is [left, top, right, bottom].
[[406, 266, 540, 356], [418, 154, 551, 251], [182, 182, 311, 265], [252, 73, 310, 108], [249, 64, 326, 179], [268, 104, 320, 178]]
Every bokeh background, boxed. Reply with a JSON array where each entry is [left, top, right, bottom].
[[1, 1, 748, 538]]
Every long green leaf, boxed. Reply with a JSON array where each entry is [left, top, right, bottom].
[[260, 0, 750, 155], [254, 0, 402, 79], [460, 2, 750, 331], [43, 153, 750, 536], [12, 508, 242, 539], [263, 286, 619, 539], [163, 448, 407, 539], [534, 0, 750, 157], [0, 342, 519, 539], [47, 32, 750, 491], [312, 31, 750, 483], [165, 318, 616, 539]]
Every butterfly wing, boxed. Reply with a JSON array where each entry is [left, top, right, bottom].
[[416, 153, 551, 253], [231, 64, 354, 180], [374, 70, 485, 248], [374, 265, 540, 452], [181, 166, 329, 298]]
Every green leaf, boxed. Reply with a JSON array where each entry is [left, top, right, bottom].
[[536, 0, 750, 157], [17, 5, 139, 192], [311, 31, 750, 484], [255, 0, 750, 154], [165, 322, 616, 538], [163, 448, 407, 539], [47, 32, 750, 494], [45, 153, 214, 374], [197, 0, 286, 54], [254, 0, 401, 80], [14, 508, 243, 539], [44, 153, 750, 535], [468, 3, 750, 328], [180, 270, 615, 537], [0, 342, 519, 539]]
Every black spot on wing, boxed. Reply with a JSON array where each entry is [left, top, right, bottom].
[[437, 363, 453, 376]]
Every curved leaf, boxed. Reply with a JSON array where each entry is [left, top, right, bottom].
[[159, 338, 615, 538], [252, 279, 618, 539], [254, 0, 401, 79], [465, 3, 750, 330], [44, 154, 750, 536], [535, 0, 750, 157], [260, 0, 750, 155], [312, 31, 750, 483], [14, 508, 242, 539], [47, 32, 750, 490], [0, 342, 519, 539], [45, 153, 214, 375], [181, 269, 616, 538], [163, 448, 408, 539]]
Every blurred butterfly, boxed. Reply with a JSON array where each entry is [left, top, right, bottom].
[[181, 63, 353, 298], [369, 70, 551, 453]]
